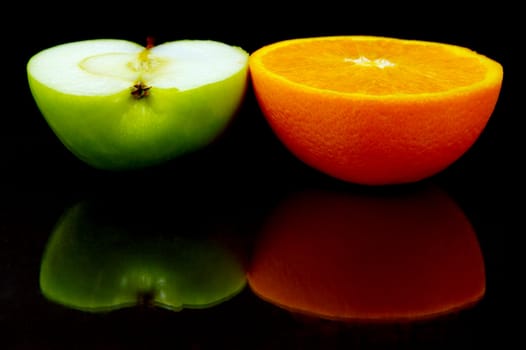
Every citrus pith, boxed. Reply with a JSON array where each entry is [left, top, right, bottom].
[[249, 36, 503, 185]]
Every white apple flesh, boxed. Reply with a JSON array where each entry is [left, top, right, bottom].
[[27, 39, 249, 170]]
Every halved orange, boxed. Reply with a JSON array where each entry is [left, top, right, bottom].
[[249, 36, 503, 185]]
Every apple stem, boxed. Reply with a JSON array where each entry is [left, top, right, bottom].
[[146, 36, 155, 49]]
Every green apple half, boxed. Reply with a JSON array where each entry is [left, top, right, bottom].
[[27, 39, 249, 170], [39, 199, 247, 312]]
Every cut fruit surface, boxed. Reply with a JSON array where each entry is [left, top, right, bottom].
[[249, 36, 503, 185], [29, 39, 249, 95]]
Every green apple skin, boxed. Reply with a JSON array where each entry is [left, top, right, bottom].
[[39, 199, 247, 312], [27, 43, 248, 170]]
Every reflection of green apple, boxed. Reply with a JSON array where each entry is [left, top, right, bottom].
[[27, 38, 249, 170], [39, 198, 246, 312]]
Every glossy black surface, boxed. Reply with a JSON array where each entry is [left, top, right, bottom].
[[3, 4, 520, 348]]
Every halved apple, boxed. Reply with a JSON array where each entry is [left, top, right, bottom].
[[27, 38, 249, 170]]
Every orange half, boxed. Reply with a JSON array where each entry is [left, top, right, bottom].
[[249, 36, 503, 185]]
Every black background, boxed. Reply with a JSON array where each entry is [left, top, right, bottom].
[[2, 2, 521, 348]]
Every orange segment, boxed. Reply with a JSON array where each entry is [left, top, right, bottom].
[[249, 36, 503, 185]]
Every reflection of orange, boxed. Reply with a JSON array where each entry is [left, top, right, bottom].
[[249, 36, 503, 185], [247, 186, 485, 322]]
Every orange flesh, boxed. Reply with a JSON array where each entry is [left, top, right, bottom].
[[260, 37, 489, 95]]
